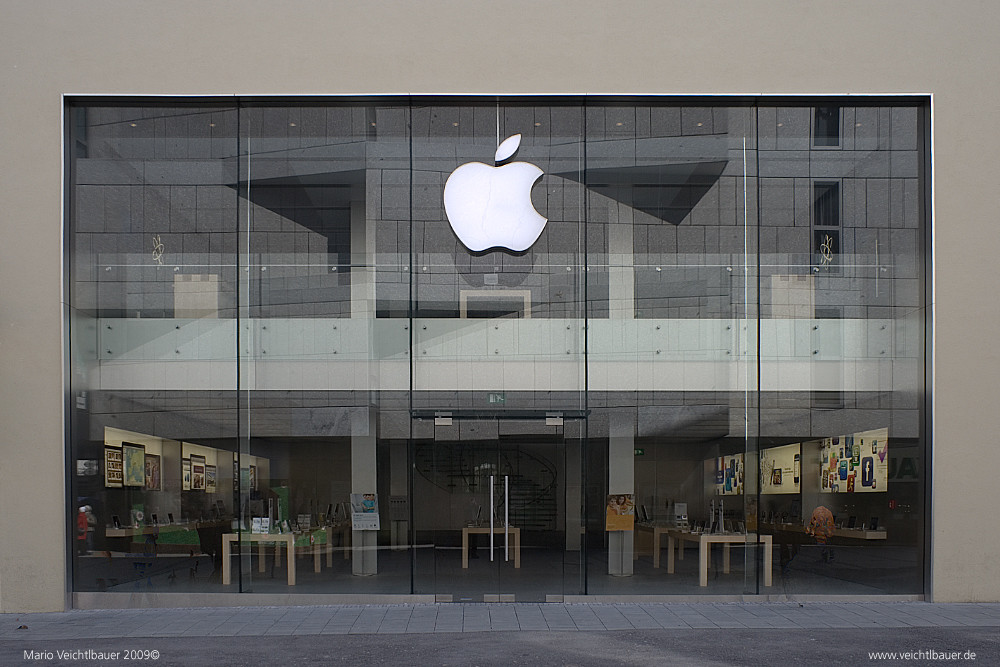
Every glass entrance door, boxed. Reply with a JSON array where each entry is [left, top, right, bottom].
[[412, 417, 582, 602]]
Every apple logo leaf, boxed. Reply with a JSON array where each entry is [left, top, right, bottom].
[[495, 134, 521, 163]]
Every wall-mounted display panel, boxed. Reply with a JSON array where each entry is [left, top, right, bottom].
[[760, 444, 800, 495], [713, 453, 744, 496], [820, 427, 888, 493]]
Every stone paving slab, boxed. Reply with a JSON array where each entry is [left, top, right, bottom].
[[2, 603, 1000, 638]]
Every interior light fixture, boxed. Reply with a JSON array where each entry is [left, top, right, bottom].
[[697, 122, 704, 127], [616, 122, 623, 126], [452, 122, 459, 127], [129, 123, 137, 127], [289, 122, 297, 127], [534, 122, 541, 127]]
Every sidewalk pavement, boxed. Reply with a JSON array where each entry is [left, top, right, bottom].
[[3, 601, 1000, 638]]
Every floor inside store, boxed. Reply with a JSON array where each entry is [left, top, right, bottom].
[[74, 541, 920, 599]]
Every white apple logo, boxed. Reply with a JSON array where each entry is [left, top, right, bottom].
[[443, 134, 547, 252]]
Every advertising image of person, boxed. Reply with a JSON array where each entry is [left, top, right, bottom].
[[361, 494, 376, 512]]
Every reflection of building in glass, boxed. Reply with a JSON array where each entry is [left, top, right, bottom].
[[60, 98, 926, 605]]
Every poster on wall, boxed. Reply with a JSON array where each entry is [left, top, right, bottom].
[[820, 427, 888, 493], [122, 443, 146, 487], [104, 447, 123, 488], [182, 458, 191, 491], [190, 455, 206, 491], [715, 453, 744, 496], [605, 494, 635, 531], [205, 465, 217, 493], [350, 493, 380, 530], [249, 465, 257, 492], [144, 453, 161, 491], [759, 443, 800, 494]]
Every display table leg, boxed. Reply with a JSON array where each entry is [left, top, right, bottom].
[[275, 541, 282, 567], [763, 537, 773, 587], [513, 529, 520, 569], [222, 537, 232, 585], [666, 535, 676, 574], [286, 539, 296, 585], [314, 542, 321, 573], [699, 540, 709, 587], [258, 541, 265, 573], [723, 541, 731, 574], [462, 529, 469, 569], [327, 537, 333, 568]]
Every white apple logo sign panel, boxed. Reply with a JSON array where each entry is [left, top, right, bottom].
[[443, 134, 547, 252]]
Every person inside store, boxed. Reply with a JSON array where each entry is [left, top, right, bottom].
[[77, 505, 96, 555], [807, 505, 836, 563]]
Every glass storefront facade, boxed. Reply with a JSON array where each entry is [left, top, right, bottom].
[[67, 98, 928, 601]]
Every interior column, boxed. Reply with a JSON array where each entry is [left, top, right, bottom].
[[352, 408, 378, 575], [608, 412, 635, 576]]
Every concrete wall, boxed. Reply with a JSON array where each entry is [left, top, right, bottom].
[[1, 0, 998, 610]]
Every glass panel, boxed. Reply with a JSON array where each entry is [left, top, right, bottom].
[[757, 104, 925, 594], [411, 417, 578, 602], [584, 104, 760, 595], [68, 104, 241, 593], [67, 97, 927, 601], [409, 102, 587, 410], [239, 103, 412, 593]]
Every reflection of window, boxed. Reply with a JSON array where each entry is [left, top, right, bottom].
[[459, 290, 531, 318], [813, 181, 840, 227], [813, 106, 840, 146]]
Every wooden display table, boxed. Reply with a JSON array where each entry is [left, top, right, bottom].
[[221, 533, 296, 586], [665, 530, 773, 587], [761, 522, 887, 541], [462, 526, 521, 569], [635, 523, 673, 568]]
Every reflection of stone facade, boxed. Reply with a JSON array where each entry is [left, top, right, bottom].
[[68, 99, 927, 598]]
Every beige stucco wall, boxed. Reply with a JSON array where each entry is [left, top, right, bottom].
[[1, 0, 997, 610]]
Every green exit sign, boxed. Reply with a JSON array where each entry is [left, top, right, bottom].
[[488, 393, 505, 404], [634, 448, 645, 456]]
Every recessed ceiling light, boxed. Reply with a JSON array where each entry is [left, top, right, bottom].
[[616, 122, 623, 127], [777, 123, 783, 127], [856, 122, 862, 127], [370, 122, 376, 127], [452, 122, 459, 127], [289, 122, 296, 127], [534, 122, 541, 127], [129, 123, 137, 127], [209, 123, 215, 128], [697, 122, 703, 127]]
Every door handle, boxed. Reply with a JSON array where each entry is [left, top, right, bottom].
[[504, 475, 509, 562]]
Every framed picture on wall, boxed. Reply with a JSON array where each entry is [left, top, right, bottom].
[[144, 453, 161, 491], [182, 458, 191, 491], [104, 447, 123, 488], [190, 454, 206, 491], [205, 465, 217, 493], [122, 442, 145, 487]]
